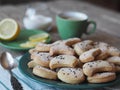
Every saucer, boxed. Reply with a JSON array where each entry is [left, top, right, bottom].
[[0, 29, 51, 50]]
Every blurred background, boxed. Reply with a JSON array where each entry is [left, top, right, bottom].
[[0, 0, 119, 37], [85, 0, 120, 12], [0, 0, 120, 12]]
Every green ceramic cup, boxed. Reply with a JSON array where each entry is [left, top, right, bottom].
[[56, 11, 96, 39]]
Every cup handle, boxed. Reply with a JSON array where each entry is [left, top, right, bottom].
[[85, 21, 96, 35]]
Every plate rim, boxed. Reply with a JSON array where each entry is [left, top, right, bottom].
[[18, 52, 120, 89]]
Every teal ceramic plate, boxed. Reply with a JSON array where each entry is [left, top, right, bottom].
[[0, 30, 51, 50], [19, 53, 120, 89]]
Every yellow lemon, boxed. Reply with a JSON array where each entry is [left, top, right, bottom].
[[20, 39, 46, 48], [20, 41, 38, 48], [29, 33, 49, 42], [0, 18, 20, 41]]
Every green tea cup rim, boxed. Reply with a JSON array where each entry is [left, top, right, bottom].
[[56, 11, 88, 22]]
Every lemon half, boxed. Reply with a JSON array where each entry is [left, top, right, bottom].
[[0, 18, 20, 41]]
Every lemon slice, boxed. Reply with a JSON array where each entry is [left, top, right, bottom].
[[20, 33, 48, 48], [0, 18, 20, 41], [29, 33, 49, 42], [20, 41, 38, 48], [20, 40, 46, 48]]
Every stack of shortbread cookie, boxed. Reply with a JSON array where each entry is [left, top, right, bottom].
[[27, 38, 120, 84]]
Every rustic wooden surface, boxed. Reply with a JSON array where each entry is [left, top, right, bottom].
[[0, 0, 120, 89]]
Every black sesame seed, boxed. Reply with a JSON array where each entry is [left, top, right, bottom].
[[75, 76, 77, 78], [69, 69, 72, 72], [67, 73, 69, 75], [40, 54, 43, 56], [73, 71, 76, 74], [90, 65, 92, 67]]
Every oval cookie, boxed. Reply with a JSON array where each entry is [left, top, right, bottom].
[[33, 52, 53, 68], [35, 43, 51, 52], [49, 55, 79, 69], [50, 43, 75, 56], [108, 46, 120, 56], [33, 65, 57, 80], [27, 61, 38, 68], [73, 40, 93, 55], [63, 38, 81, 46], [87, 72, 116, 83], [79, 48, 101, 63], [57, 68, 85, 84], [94, 42, 110, 60], [83, 60, 115, 76], [107, 56, 120, 65]]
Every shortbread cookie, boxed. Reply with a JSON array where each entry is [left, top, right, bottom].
[[94, 42, 120, 57], [107, 56, 120, 72], [29, 49, 42, 60], [106, 56, 120, 65], [29, 50, 37, 60], [52, 40, 63, 45], [94, 42, 110, 60], [108, 46, 120, 56], [49, 55, 78, 69], [57, 68, 85, 84], [30, 50, 44, 60], [63, 38, 81, 46], [27, 61, 38, 68], [29, 48, 37, 54], [96, 52, 109, 60], [32, 52, 53, 68], [33, 65, 57, 80], [35, 43, 51, 52], [115, 65, 120, 72], [52, 38, 81, 47], [79, 48, 101, 63], [83, 60, 115, 76], [30, 51, 46, 60], [50, 43, 75, 56], [73, 40, 94, 55], [94, 42, 109, 51], [87, 72, 116, 83]]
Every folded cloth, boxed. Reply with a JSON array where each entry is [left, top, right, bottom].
[[0, 80, 9, 90], [0, 56, 68, 90], [0, 56, 119, 90], [0, 64, 13, 90]]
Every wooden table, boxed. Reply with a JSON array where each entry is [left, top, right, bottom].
[[0, 0, 119, 89]]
